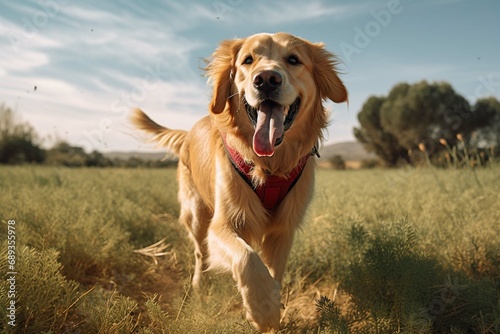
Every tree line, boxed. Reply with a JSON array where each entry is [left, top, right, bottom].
[[3, 80, 499, 169], [0, 104, 176, 168], [354, 81, 500, 167]]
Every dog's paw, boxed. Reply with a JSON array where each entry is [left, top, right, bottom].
[[234, 251, 282, 331], [239, 273, 281, 332]]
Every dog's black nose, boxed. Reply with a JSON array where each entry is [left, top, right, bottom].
[[253, 70, 282, 93]]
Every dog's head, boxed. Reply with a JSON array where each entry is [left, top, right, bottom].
[[206, 32, 347, 158]]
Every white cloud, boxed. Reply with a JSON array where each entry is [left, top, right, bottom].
[[0, 17, 62, 54], [255, 1, 351, 23], [1, 1, 213, 153], [221, 1, 372, 26], [46, 5, 209, 73], [162, 2, 219, 28], [0, 48, 49, 72], [0, 70, 209, 152], [62, 5, 123, 23]]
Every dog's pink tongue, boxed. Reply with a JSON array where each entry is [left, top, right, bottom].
[[252, 101, 284, 157]]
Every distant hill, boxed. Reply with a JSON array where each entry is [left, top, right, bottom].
[[103, 151, 174, 161], [104, 141, 375, 163], [318, 141, 375, 161]]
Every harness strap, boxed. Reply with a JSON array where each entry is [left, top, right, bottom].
[[221, 134, 311, 211]]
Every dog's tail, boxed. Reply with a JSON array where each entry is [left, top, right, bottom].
[[130, 108, 187, 156]]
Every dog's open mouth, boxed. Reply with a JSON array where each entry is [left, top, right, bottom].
[[244, 97, 300, 157]]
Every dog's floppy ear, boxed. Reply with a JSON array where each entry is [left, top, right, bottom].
[[311, 43, 348, 104], [205, 38, 244, 114]]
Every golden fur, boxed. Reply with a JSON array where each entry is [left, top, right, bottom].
[[131, 32, 347, 332]]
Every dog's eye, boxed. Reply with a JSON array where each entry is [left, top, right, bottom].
[[243, 56, 253, 65], [287, 55, 300, 65]]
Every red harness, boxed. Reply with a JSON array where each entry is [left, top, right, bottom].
[[221, 135, 312, 211]]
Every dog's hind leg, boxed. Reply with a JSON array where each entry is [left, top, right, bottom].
[[188, 206, 210, 288], [178, 163, 210, 288], [179, 208, 209, 288]]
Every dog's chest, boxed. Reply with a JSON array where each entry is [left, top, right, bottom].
[[221, 135, 309, 211]]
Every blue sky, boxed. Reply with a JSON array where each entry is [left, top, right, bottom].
[[1, 0, 499, 152]]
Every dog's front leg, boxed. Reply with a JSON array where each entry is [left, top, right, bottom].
[[260, 230, 295, 284], [206, 156, 281, 332], [207, 218, 281, 332], [234, 237, 281, 332]]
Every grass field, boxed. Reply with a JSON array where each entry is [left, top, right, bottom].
[[1, 165, 499, 333]]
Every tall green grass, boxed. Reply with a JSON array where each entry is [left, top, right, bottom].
[[288, 166, 500, 333], [1, 165, 499, 333]]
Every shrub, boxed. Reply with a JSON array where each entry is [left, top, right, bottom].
[[316, 296, 349, 334], [316, 221, 500, 333], [0, 246, 82, 333], [329, 155, 346, 170], [341, 222, 439, 333], [360, 158, 380, 169], [0, 105, 45, 164], [78, 288, 138, 333]]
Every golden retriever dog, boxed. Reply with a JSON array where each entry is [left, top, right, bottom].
[[131, 32, 347, 332]]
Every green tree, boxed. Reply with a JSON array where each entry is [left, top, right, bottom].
[[0, 104, 45, 164], [85, 150, 113, 167], [470, 97, 500, 149], [46, 142, 88, 167], [353, 96, 408, 166], [380, 81, 475, 149], [354, 81, 499, 166]]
